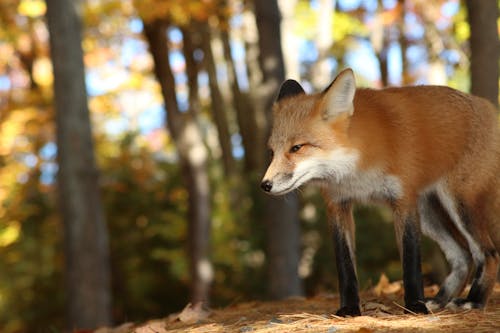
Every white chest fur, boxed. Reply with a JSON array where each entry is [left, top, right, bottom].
[[322, 168, 403, 203]]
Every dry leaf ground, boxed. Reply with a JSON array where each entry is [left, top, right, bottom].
[[98, 281, 500, 333]]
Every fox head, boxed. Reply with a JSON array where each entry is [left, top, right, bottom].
[[261, 68, 360, 195]]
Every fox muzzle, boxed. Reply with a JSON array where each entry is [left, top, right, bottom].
[[260, 180, 273, 192]]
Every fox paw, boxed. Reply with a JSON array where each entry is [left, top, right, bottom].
[[424, 299, 442, 312], [424, 297, 448, 311], [335, 305, 361, 317], [445, 298, 484, 311], [405, 301, 429, 314]]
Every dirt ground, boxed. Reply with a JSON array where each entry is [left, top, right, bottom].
[[98, 280, 500, 333]]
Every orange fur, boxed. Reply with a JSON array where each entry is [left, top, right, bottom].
[[268, 80, 499, 207]]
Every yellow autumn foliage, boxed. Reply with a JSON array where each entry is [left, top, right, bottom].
[[17, 0, 46, 18]]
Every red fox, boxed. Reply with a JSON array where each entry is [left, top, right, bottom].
[[261, 68, 500, 316]]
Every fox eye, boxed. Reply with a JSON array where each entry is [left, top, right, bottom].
[[268, 149, 274, 158], [290, 144, 303, 153]]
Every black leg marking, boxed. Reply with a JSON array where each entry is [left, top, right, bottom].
[[333, 226, 361, 317], [455, 201, 486, 306], [401, 217, 428, 314], [448, 250, 499, 310], [465, 263, 485, 304], [461, 249, 498, 306]]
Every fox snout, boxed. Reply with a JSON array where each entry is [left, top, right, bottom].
[[260, 180, 273, 192], [260, 166, 297, 195], [260, 159, 282, 194], [260, 160, 291, 195]]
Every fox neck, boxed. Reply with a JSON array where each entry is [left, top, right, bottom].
[[320, 165, 403, 204]]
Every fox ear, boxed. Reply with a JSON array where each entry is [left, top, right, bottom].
[[276, 79, 305, 101], [322, 68, 356, 119]]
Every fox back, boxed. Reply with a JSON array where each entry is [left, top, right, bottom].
[[263, 70, 499, 206]]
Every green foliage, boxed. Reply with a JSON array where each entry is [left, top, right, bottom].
[[100, 133, 190, 321], [354, 206, 401, 285], [0, 170, 64, 332], [209, 168, 268, 303]]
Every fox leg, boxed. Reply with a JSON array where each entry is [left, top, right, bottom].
[[327, 200, 361, 317], [436, 186, 500, 309], [393, 205, 428, 314], [448, 205, 499, 309], [418, 192, 472, 309]]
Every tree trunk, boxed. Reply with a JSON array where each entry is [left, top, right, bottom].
[[143, 20, 213, 304], [181, 26, 200, 115], [414, 2, 449, 85], [45, 0, 112, 329], [253, 0, 303, 299], [17, 21, 39, 90], [466, 0, 499, 108], [310, 0, 335, 89], [253, 0, 286, 114], [220, 26, 256, 172], [242, 6, 266, 170], [373, 0, 389, 87], [198, 22, 235, 175], [278, 0, 301, 80], [398, 0, 410, 85]]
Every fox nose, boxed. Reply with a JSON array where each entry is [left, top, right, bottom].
[[261, 180, 273, 192]]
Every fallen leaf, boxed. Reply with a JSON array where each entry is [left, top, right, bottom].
[[135, 320, 167, 333], [94, 323, 134, 333], [268, 317, 283, 324], [178, 302, 211, 324], [357, 328, 374, 333], [363, 301, 390, 312], [166, 312, 179, 323], [373, 273, 401, 296]]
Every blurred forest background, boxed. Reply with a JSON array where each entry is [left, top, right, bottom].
[[0, 0, 499, 331]]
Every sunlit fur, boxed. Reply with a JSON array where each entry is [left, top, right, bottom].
[[262, 68, 500, 311]]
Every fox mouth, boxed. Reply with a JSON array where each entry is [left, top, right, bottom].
[[270, 187, 294, 196], [270, 172, 310, 195]]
